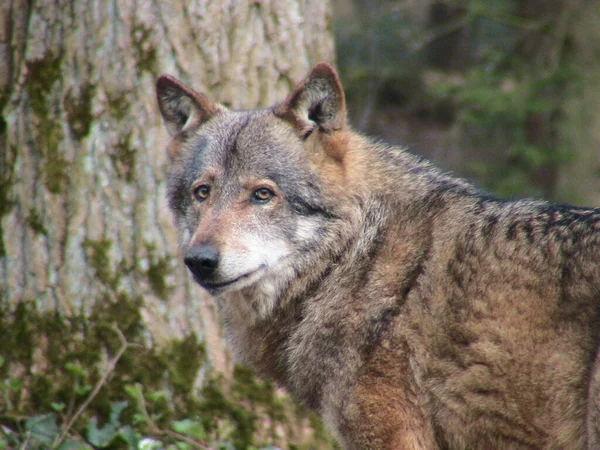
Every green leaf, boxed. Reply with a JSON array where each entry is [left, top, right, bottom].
[[139, 438, 163, 450], [172, 419, 206, 440], [147, 390, 169, 402], [86, 416, 120, 447], [25, 413, 59, 445], [0, 426, 17, 449], [65, 362, 88, 378], [56, 438, 93, 450], [75, 384, 93, 396], [51, 402, 66, 412], [173, 443, 191, 450], [124, 383, 144, 402], [109, 400, 129, 424], [217, 443, 235, 450], [118, 425, 141, 449], [132, 412, 148, 425], [86, 417, 100, 446]]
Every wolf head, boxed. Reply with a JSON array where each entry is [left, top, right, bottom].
[[157, 63, 354, 313]]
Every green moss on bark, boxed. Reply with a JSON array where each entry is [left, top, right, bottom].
[[25, 208, 48, 236], [65, 83, 95, 140], [26, 56, 62, 120], [131, 25, 158, 74], [82, 238, 125, 290], [110, 135, 137, 183], [26, 55, 70, 194], [144, 243, 174, 300], [107, 92, 130, 121]]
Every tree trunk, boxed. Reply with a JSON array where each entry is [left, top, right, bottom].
[[558, 1, 600, 207], [0, 0, 334, 446]]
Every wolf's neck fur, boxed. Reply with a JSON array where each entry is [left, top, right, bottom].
[[221, 195, 390, 404]]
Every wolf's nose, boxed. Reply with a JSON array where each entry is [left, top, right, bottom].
[[184, 245, 220, 279]]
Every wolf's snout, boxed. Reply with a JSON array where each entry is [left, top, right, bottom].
[[184, 245, 220, 280]]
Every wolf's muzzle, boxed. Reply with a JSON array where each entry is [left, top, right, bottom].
[[184, 244, 220, 281]]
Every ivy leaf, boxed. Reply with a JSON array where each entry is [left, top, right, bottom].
[[56, 438, 92, 450], [86, 416, 119, 447], [118, 425, 142, 448], [109, 400, 129, 425], [25, 413, 58, 445]]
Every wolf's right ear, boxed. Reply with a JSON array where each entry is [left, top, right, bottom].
[[156, 75, 221, 136], [276, 62, 347, 137]]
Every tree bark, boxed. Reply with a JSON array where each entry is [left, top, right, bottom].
[[558, 1, 600, 207], [0, 0, 334, 445]]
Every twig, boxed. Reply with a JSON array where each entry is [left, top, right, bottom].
[[52, 324, 130, 449]]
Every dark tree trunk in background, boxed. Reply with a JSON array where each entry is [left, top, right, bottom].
[[557, 1, 600, 207]]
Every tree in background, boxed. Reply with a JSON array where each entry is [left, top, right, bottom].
[[334, 0, 600, 206], [0, 0, 334, 448]]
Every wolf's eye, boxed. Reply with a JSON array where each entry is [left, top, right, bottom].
[[252, 187, 274, 203], [193, 185, 210, 201]]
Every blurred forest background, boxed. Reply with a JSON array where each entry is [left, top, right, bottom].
[[335, 0, 600, 206], [1, 0, 599, 449]]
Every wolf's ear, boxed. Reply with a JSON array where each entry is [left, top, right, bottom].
[[156, 75, 221, 136], [276, 62, 346, 137]]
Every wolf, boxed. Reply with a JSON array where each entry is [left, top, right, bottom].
[[156, 63, 600, 449]]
